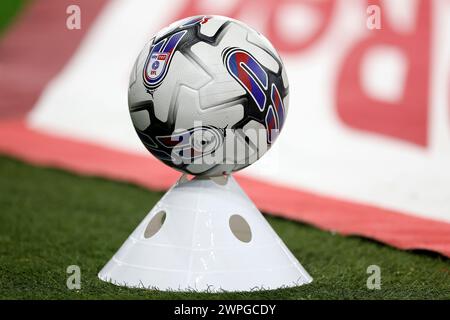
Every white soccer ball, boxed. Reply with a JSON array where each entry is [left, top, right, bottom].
[[128, 15, 289, 176]]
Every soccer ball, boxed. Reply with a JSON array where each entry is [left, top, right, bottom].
[[128, 15, 289, 176]]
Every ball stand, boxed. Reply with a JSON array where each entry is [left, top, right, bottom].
[[98, 174, 312, 292]]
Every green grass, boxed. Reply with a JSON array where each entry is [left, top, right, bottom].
[[0, 0, 28, 35], [0, 156, 449, 299]]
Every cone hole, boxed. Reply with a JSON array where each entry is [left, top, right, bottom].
[[229, 214, 252, 243], [144, 211, 166, 239]]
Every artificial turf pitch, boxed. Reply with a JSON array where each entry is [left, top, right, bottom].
[[0, 156, 449, 299], [0, 2, 449, 299]]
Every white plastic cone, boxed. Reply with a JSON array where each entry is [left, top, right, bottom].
[[98, 175, 312, 292]]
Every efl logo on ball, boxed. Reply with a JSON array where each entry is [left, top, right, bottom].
[[143, 30, 187, 90]]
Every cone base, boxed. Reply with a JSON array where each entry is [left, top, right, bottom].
[[98, 175, 312, 292]]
